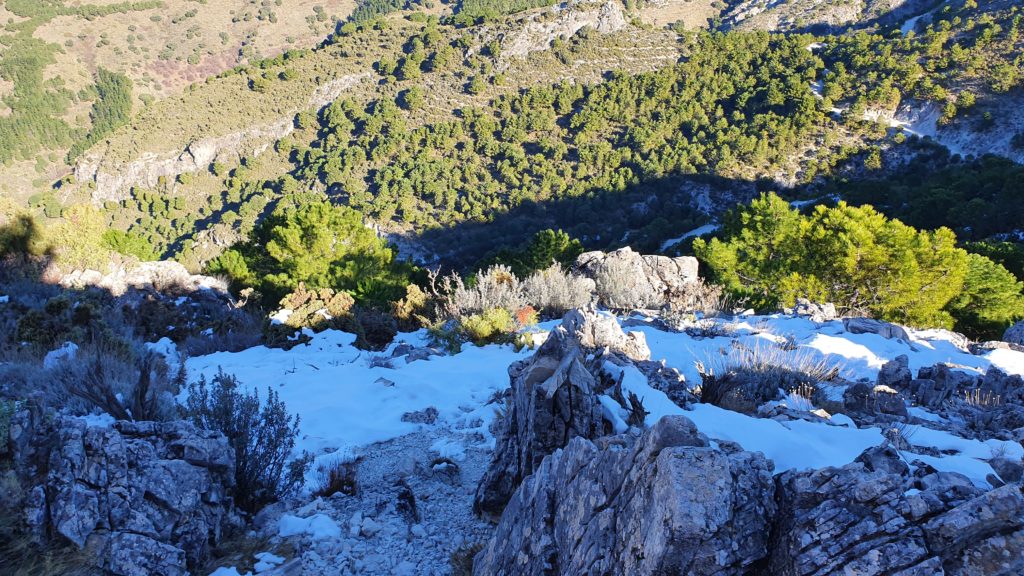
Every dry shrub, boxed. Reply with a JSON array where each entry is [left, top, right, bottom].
[[667, 278, 731, 316], [519, 264, 595, 317], [697, 343, 837, 414], [445, 265, 527, 318], [53, 343, 179, 421], [450, 542, 485, 576], [278, 283, 355, 330], [313, 457, 360, 498], [440, 264, 593, 320]]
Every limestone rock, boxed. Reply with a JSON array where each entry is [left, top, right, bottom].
[[769, 449, 1024, 576], [877, 354, 912, 391], [560, 307, 650, 361], [843, 317, 911, 340], [789, 298, 838, 323], [575, 247, 699, 310], [58, 260, 229, 297], [10, 409, 237, 576], [473, 416, 776, 576]]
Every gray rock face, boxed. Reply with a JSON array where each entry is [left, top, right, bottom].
[[473, 416, 776, 576], [575, 247, 699, 310], [877, 354, 912, 390], [842, 317, 911, 340], [911, 364, 978, 408], [1002, 320, 1024, 345], [9, 409, 236, 576], [473, 323, 606, 518], [769, 453, 1024, 576]]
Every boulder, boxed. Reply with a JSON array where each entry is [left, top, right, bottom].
[[842, 382, 908, 418], [788, 298, 838, 323], [9, 409, 237, 576], [1004, 320, 1024, 346], [473, 416, 776, 576], [574, 247, 698, 310], [912, 364, 979, 408], [560, 307, 650, 361], [877, 354, 912, 391], [843, 317, 910, 340]]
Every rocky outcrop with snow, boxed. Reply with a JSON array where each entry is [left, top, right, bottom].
[[58, 260, 229, 297], [6, 406, 237, 576], [473, 311, 610, 518], [770, 447, 1024, 575], [574, 247, 699, 309], [474, 415, 777, 576]]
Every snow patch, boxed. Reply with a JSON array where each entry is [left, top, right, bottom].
[[278, 513, 342, 540]]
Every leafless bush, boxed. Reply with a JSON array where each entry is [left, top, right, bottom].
[[181, 307, 264, 356], [368, 355, 394, 369], [55, 344, 179, 421], [445, 265, 527, 318], [520, 264, 595, 317], [697, 344, 837, 414], [312, 457, 360, 498], [686, 318, 738, 338], [438, 264, 594, 322], [667, 278, 731, 317]]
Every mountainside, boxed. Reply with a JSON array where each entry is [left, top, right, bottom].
[[1, 1, 1024, 574]]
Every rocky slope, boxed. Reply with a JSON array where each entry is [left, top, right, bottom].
[[5, 252, 1024, 575]]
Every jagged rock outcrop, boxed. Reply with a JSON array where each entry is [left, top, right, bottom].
[[474, 308, 657, 517], [877, 354, 912, 390], [575, 247, 699, 310], [769, 447, 1024, 576], [473, 416, 777, 576], [7, 407, 237, 576], [58, 260, 229, 297], [473, 316, 606, 518]]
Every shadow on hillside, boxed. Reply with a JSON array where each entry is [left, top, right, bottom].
[[410, 172, 765, 270]]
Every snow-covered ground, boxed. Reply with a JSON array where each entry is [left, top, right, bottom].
[[187, 312, 1024, 574], [188, 313, 1023, 491]]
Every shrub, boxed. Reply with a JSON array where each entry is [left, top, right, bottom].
[[450, 542, 484, 576], [312, 457, 360, 498], [183, 370, 310, 513], [697, 343, 836, 414], [694, 192, 988, 329], [460, 307, 517, 346], [277, 283, 355, 330], [520, 264, 595, 317], [445, 265, 527, 318], [56, 345, 178, 422]]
